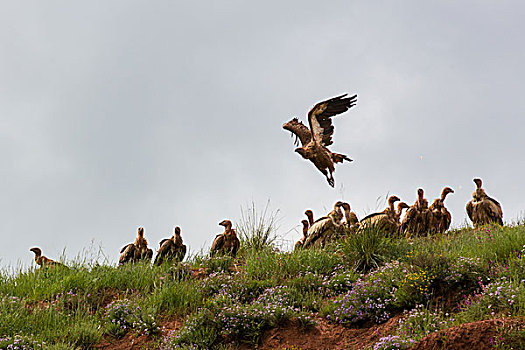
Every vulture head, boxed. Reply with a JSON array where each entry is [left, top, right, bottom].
[[334, 201, 345, 208], [397, 202, 410, 211], [294, 147, 308, 159], [174, 226, 181, 235], [441, 187, 454, 200], [388, 195, 401, 205], [219, 220, 233, 230], [341, 202, 351, 211], [301, 219, 309, 237], [30, 247, 42, 256], [137, 227, 144, 238], [473, 178, 483, 189], [304, 210, 314, 225], [417, 188, 424, 199]]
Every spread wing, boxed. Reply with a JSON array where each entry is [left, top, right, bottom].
[[308, 94, 357, 146], [282, 118, 312, 146]]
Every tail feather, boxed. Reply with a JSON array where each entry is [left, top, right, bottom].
[[332, 153, 352, 163]]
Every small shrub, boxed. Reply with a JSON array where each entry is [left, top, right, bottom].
[[340, 225, 390, 272], [237, 201, 279, 253], [372, 335, 416, 350], [0, 334, 45, 349], [397, 305, 453, 340], [103, 299, 159, 337]]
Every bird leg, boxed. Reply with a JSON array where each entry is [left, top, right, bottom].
[[326, 174, 335, 187]]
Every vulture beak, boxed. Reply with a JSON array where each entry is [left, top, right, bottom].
[[219, 220, 229, 227]]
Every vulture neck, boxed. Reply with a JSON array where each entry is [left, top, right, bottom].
[[305, 211, 314, 226], [343, 207, 352, 225]]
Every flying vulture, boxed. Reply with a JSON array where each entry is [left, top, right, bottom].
[[283, 93, 357, 187], [210, 220, 240, 257], [119, 227, 153, 265], [428, 187, 454, 233], [154, 226, 187, 265], [29, 247, 64, 268], [466, 178, 503, 227]]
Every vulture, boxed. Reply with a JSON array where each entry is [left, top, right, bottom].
[[341, 202, 360, 235], [428, 187, 454, 234], [282, 93, 357, 187], [359, 195, 401, 235], [466, 178, 503, 227], [294, 219, 310, 250], [400, 188, 431, 237], [29, 247, 64, 268], [302, 201, 344, 248], [119, 227, 153, 265], [395, 202, 411, 224], [154, 226, 187, 265], [210, 220, 240, 257]]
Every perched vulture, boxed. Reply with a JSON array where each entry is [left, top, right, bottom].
[[428, 187, 454, 234], [29, 247, 64, 268], [341, 202, 360, 235], [154, 226, 187, 265], [359, 195, 401, 235], [466, 178, 503, 227], [303, 201, 344, 248], [395, 202, 411, 224], [294, 220, 310, 250], [401, 189, 431, 237], [282, 94, 357, 187], [210, 220, 240, 257], [119, 227, 153, 265]]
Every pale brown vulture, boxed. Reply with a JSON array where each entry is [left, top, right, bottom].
[[359, 195, 401, 235], [400, 188, 431, 237], [29, 247, 64, 267], [395, 202, 411, 223], [303, 201, 344, 248], [341, 202, 360, 235], [466, 178, 503, 227], [282, 94, 357, 187], [210, 220, 240, 257], [428, 187, 454, 233], [294, 219, 310, 250], [154, 226, 187, 265], [119, 227, 153, 265]]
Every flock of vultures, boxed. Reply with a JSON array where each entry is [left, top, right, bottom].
[[28, 94, 504, 268]]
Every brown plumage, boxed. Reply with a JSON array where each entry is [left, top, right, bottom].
[[210, 220, 240, 257], [401, 189, 431, 237], [294, 220, 310, 250], [395, 202, 410, 223], [30, 247, 64, 267], [359, 196, 401, 235], [466, 178, 503, 227], [154, 226, 187, 265], [304, 210, 315, 226], [283, 94, 357, 187], [428, 187, 454, 233], [119, 227, 153, 265], [341, 202, 360, 235], [303, 201, 344, 248]]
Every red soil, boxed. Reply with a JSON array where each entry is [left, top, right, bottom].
[[412, 318, 522, 350]]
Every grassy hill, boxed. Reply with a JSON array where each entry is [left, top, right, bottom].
[[3, 222, 525, 349]]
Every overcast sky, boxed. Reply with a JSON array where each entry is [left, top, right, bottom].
[[1, 1, 524, 269]]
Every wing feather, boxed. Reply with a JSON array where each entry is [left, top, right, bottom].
[[282, 118, 312, 146], [308, 94, 357, 146]]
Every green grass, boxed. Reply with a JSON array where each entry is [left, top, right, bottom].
[[3, 222, 525, 349]]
